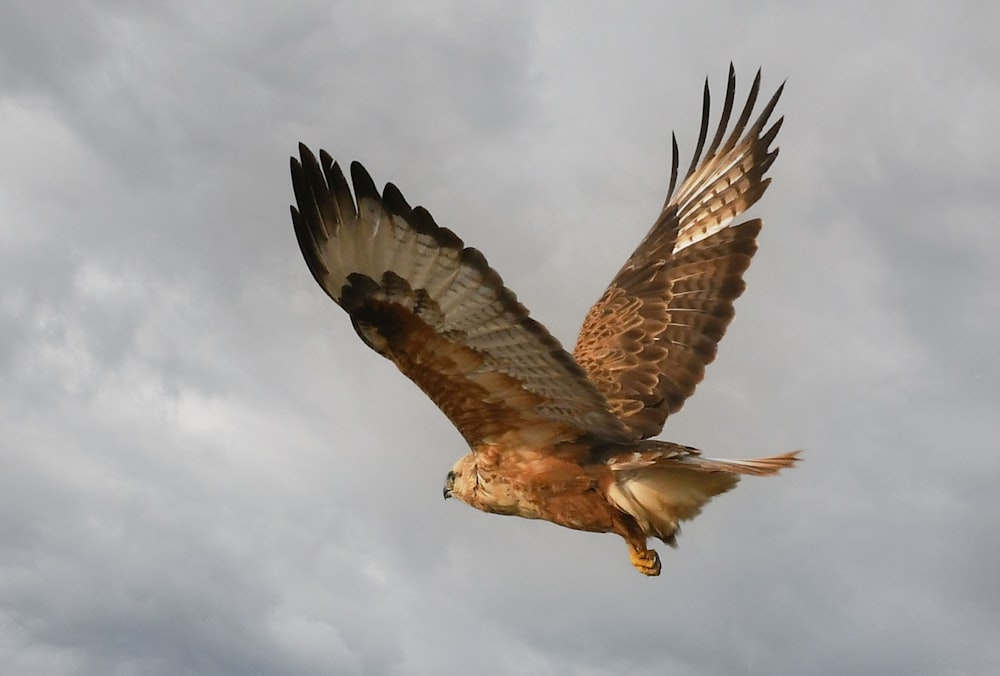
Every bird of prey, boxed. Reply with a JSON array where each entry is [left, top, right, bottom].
[[289, 66, 797, 576]]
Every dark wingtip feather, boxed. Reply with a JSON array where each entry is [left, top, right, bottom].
[[298, 144, 327, 195], [665, 132, 680, 207], [408, 205, 464, 250], [350, 160, 379, 202], [382, 182, 412, 217], [685, 78, 713, 179], [718, 68, 762, 154], [705, 65, 737, 160], [748, 82, 785, 138], [320, 157, 354, 223], [290, 203, 331, 293], [290, 153, 320, 227], [761, 116, 784, 149]]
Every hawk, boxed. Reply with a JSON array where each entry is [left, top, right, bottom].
[[290, 66, 798, 576]]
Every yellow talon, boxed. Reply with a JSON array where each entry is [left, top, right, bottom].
[[628, 546, 661, 576]]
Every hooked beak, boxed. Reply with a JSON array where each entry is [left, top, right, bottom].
[[443, 470, 456, 500]]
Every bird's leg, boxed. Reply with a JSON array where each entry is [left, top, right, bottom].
[[627, 542, 661, 576]]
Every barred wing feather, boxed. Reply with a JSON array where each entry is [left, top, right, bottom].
[[573, 66, 784, 439], [290, 146, 632, 448]]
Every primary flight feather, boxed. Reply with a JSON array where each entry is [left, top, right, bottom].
[[290, 66, 797, 576]]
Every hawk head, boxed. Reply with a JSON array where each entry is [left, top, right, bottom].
[[442, 454, 477, 502]]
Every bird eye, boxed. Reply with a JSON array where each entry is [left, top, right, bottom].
[[446, 471, 456, 483]]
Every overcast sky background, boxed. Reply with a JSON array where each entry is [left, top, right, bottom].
[[2, 1, 998, 674]]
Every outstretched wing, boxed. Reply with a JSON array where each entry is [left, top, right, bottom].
[[290, 146, 631, 448], [573, 66, 784, 439]]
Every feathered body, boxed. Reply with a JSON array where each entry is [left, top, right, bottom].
[[290, 66, 798, 576]]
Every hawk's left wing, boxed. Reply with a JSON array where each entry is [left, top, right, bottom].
[[573, 67, 784, 439], [291, 146, 632, 449]]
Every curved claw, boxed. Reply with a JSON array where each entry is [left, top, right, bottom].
[[628, 546, 662, 576]]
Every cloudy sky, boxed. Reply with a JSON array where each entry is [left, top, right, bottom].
[[2, 1, 998, 674]]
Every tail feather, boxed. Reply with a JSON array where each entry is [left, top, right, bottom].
[[686, 450, 801, 476], [606, 446, 800, 545]]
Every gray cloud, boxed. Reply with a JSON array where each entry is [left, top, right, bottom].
[[1, 1, 997, 674]]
